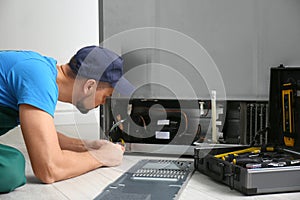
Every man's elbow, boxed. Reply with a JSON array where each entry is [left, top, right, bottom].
[[32, 164, 57, 184], [37, 174, 56, 184]]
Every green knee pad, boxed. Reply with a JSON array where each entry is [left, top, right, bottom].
[[0, 144, 26, 193]]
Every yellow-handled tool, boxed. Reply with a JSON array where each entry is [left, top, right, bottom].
[[282, 83, 295, 147], [214, 147, 261, 159]]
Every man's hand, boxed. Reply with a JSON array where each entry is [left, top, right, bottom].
[[79, 139, 125, 167], [56, 134, 124, 167], [83, 139, 110, 150], [89, 141, 125, 167]]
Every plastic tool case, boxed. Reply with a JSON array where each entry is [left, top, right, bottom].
[[194, 65, 300, 195]]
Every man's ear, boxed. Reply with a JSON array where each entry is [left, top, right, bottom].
[[83, 79, 97, 95]]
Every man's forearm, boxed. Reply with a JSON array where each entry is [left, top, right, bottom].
[[46, 149, 102, 183], [20, 105, 123, 184], [57, 132, 87, 152]]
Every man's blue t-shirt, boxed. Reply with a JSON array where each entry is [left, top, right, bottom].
[[0, 51, 58, 119]]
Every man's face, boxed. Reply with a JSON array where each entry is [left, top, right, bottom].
[[74, 80, 114, 114]]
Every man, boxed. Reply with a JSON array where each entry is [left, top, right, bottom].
[[0, 46, 134, 193]]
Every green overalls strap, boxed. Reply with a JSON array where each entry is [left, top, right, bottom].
[[0, 106, 26, 193]]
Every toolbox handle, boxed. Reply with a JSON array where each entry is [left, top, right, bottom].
[[206, 161, 225, 182]]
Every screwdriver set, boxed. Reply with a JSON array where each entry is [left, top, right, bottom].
[[215, 146, 300, 169]]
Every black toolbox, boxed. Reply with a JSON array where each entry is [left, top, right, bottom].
[[194, 65, 300, 195]]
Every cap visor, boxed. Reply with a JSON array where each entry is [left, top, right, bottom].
[[113, 77, 136, 96]]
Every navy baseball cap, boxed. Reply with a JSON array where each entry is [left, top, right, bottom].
[[69, 45, 135, 96]]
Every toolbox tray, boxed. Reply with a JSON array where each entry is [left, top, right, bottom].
[[194, 147, 300, 195], [194, 66, 300, 195]]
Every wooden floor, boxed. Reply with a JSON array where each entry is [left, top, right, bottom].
[[1, 127, 300, 200]]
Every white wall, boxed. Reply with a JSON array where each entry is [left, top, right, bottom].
[[0, 0, 100, 139]]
